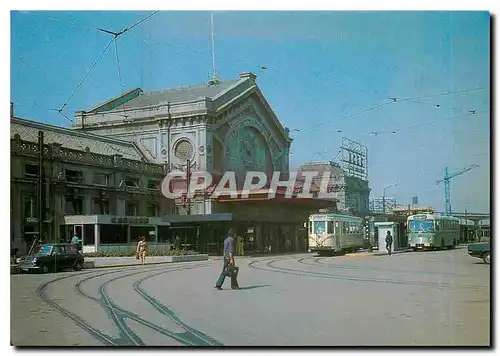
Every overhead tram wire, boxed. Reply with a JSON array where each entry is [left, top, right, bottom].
[[298, 108, 490, 159], [367, 109, 490, 137], [54, 11, 160, 121], [290, 86, 489, 135], [21, 11, 106, 33], [57, 37, 115, 116], [21, 10, 489, 112], [114, 38, 124, 93]]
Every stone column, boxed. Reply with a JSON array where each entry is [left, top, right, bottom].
[[116, 193, 126, 216], [94, 224, 100, 252], [84, 194, 92, 216]]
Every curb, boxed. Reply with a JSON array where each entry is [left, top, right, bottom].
[[372, 249, 414, 257], [87, 255, 210, 269], [90, 259, 214, 269]]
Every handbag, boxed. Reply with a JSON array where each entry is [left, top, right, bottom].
[[223, 265, 239, 277]]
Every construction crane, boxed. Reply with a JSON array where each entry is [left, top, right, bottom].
[[436, 164, 479, 215]]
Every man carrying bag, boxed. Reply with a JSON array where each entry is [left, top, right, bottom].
[[214, 229, 240, 290]]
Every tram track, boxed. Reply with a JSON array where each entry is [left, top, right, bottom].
[[300, 256, 473, 277], [247, 257, 488, 291], [37, 262, 222, 346]]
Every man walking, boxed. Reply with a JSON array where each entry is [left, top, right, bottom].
[[214, 228, 240, 290], [385, 231, 393, 256]]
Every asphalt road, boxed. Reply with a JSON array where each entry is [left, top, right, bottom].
[[11, 247, 490, 346]]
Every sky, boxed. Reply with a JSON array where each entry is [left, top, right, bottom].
[[10, 10, 491, 214]]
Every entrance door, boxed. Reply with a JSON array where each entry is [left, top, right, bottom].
[[333, 222, 341, 251]]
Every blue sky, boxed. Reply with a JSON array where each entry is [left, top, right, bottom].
[[10, 11, 490, 213]]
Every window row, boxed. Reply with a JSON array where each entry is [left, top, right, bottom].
[[22, 195, 161, 217], [309, 220, 362, 234], [22, 164, 160, 191]]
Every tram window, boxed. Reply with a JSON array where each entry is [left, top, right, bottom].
[[327, 221, 334, 234], [342, 223, 347, 234], [435, 222, 440, 231], [309, 222, 313, 234]]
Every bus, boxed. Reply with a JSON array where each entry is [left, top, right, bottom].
[[407, 213, 460, 251], [308, 213, 363, 256]]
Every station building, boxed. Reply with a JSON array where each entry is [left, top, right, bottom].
[[11, 73, 332, 255]]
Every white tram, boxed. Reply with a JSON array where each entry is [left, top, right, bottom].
[[308, 213, 364, 256]]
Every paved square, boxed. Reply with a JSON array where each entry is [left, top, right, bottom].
[[11, 247, 490, 346]]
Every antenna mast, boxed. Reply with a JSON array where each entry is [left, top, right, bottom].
[[208, 12, 219, 85]]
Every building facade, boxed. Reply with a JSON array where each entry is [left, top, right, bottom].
[[11, 73, 333, 255], [10, 116, 172, 254], [296, 161, 370, 217], [68, 72, 329, 253]]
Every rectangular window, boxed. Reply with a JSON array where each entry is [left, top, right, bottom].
[[23, 195, 37, 218], [24, 164, 38, 177], [92, 173, 108, 186], [125, 177, 140, 189], [65, 196, 84, 215], [65, 169, 83, 184], [92, 199, 110, 215], [195, 201, 204, 215], [314, 221, 326, 234], [327, 221, 334, 234], [126, 202, 139, 216], [147, 203, 159, 217], [147, 179, 160, 191]]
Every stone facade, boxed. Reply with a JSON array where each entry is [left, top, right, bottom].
[[10, 117, 169, 248], [72, 72, 293, 213]]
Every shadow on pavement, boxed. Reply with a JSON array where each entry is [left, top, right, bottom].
[[238, 284, 270, 290]]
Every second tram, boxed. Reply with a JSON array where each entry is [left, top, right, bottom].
[[308, 213, 363, 256]]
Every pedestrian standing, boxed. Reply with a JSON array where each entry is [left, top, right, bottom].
[[136, 236, 147, 264], [214, 229, 240, 290], [385, 231, 393, 256]]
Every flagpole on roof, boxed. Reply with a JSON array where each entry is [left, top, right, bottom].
[[209, 12, 219, 85]]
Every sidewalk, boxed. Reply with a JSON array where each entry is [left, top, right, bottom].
[[371, 248, 414, 257], [85, 254, 209, 269]]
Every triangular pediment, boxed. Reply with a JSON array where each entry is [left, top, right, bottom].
[[213, 88, 292, 147]]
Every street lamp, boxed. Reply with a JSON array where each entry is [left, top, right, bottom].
[[383, 182, 399, 213]]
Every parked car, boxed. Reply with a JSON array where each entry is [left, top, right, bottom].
[[467, 239, 490, 264], [18, 243, 84, 273]]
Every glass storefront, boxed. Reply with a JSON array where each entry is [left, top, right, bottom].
[[100, 224, 128, 244]]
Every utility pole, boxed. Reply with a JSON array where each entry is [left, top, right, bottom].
[[465, 209, 468, 242], [37, 131, 44, 243], [383, 182, 399, 214], [186, 159, 191, 215]]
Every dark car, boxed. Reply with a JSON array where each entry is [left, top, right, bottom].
[[467, 239, 490, 264], [18, 243, 84, 273]]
